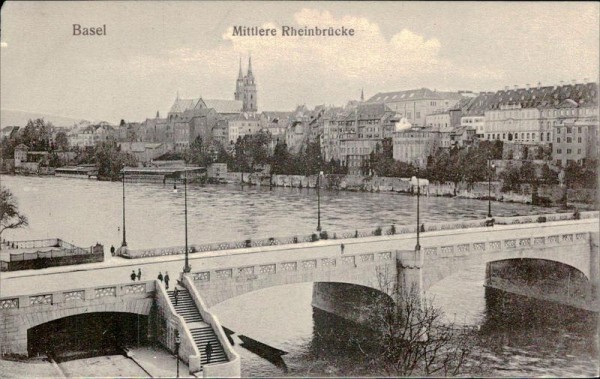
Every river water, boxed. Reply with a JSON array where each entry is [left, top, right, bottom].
[[2, 176, 598, 377]]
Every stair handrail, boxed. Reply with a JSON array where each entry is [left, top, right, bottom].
[[155, 279, 202, 373], [183, 275, 241, 378]]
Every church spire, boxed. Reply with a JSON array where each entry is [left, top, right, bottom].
[[247, 54, 253, 76], [238, 56, 243, 79]]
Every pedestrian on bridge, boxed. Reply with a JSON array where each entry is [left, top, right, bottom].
[[130, 270, 136, 281], [158, 271, 163, 283], [110, 245, 115, 256], [137, 268, 142, 281], [164, 272, 170, 289], [205, 342, 213, 364]]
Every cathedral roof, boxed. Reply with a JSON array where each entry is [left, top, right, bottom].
[[204, 99, 243, 114], [169, 98, 200, 114]]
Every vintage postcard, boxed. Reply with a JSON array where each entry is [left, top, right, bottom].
[[0, 1, 598, 377]]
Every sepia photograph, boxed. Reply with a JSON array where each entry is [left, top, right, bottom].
[[0, 1, 598, 377]]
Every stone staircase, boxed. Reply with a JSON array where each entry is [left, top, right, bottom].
[[168, 288, 228, 366]]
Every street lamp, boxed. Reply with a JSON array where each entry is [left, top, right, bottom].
[[317, 171, 323, 232], [487, 160, 496, 218], [415, 167, 421, 252], [121, 165, 127, 247], [174, 330, 181, 378], [174, 168, 192, 273]]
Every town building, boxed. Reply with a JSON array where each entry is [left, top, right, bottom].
[[392, 125, 434, 168], [366, 88, 464, 127]]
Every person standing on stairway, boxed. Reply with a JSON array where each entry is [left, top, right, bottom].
[[157, 271, 163, 283], [164, 272, 170, 289], [173, 286, 179, 306], [137, 268, 142, 281], [205, 342, 213, 364]]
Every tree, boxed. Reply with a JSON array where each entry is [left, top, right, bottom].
[[54, 131, 69, 151], [94, 140, 137, 180], [364, 268, 478, 376], [0, 187, 28, 245]]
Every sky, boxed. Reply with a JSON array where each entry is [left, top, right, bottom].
[[1, 1, 598, 124]]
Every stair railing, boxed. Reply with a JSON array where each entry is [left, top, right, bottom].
[[155, 279, 202, 373], [183, 275, 241, 378]]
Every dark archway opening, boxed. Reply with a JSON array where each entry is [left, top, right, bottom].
[[28, 312, 148, 361]]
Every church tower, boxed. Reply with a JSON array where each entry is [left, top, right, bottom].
[[234, 57, 244, 102], [242, 55, 257, 112]]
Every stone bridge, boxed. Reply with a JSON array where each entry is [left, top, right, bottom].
[[1, 212, 598, 364]]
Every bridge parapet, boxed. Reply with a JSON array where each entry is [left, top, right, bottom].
[[120, 211, 599, 259], [421, 231, 591, 260], [0, 281, 155, 311]]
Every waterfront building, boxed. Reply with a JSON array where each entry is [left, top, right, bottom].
[[392, 125, 434, 167], [227, 112, 261, 144], [338, 103, 397, 174], [366, 88, 464, 127], [553, 114, 598, 167]]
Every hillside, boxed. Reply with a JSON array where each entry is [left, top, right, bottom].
[[1, 109, 89, 128]]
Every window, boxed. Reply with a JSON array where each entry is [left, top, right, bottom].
[[547, 132, 550, 141], [557, 137, 561, 143], [567, 127, 572, 133], [541, 133, 544, 141], [567, 149, 572, 154], [567, 137, 572, 143], [578, 137, 582, 143], [578, 127, 581, 133], [578, 149, 582, 154]]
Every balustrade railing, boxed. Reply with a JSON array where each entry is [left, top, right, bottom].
[[120, 211, 599, 259], [0, 281, 155, 310]]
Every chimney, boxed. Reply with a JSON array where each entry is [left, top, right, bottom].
[[537, 82, 542, 88], [526, 83, 530, 89]]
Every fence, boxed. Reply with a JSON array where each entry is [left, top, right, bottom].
[[120, 211, 598, 259]]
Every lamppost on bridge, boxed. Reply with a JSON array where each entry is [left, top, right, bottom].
[[487, 159, 496, 219], [415, 167, 421, 252], [173, 167, 191, 274], [121, 164, 127, 247], [174, 330, 181, 377], [317, 171, 323, 232]]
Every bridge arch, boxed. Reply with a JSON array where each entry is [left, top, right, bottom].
[[422, 243, 592, 292], [27, 310, 150, 358], [24, 297, 152, 331]]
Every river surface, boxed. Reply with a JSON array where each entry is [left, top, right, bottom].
[[2, 175, 598, 377]]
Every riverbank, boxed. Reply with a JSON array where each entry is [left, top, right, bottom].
[[220, 172, 597, 210]]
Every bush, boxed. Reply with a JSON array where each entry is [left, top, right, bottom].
[[374, 226, 382, 236], [320, 231, 329, 240], [293, 236, 298, 243], [390, 224, 396, 235], [311, 233, 320, 242], [245, 239, 252, 247], [190, 246, 197, 253], [355, 230, 359, 238], [268, 237, 276, 245], [537, 216, 547, 223]]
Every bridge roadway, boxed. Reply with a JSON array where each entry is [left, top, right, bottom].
[[1, 215, 598, 303]]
